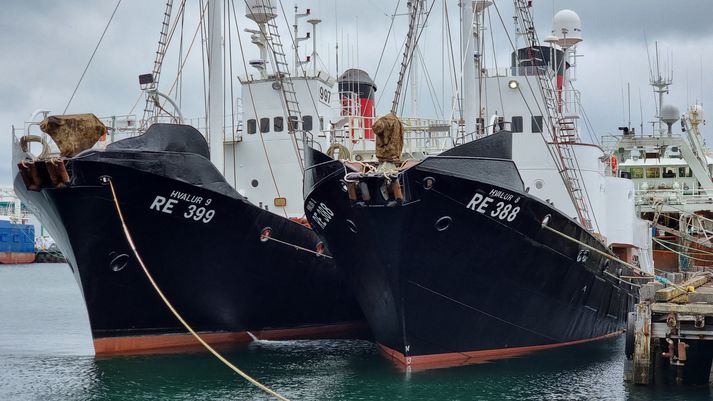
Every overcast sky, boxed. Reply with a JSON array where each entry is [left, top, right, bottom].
[[1, 0, 712, 186]]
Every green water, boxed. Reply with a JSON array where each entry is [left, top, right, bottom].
[[1, 264, 711, 400]]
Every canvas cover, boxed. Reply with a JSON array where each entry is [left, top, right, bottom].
[[40, 114, 106, 157], [373, 112, 404, 163]]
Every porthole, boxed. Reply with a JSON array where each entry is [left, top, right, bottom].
[[346, 219, 358, 234], [260, 227, 272, 242], [435, 216, 452, 232], [110, 254, 129, 272], [423, 176, 435, 190], [251, 179, 259, 188]]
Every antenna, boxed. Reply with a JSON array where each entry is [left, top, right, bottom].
[[293, 6, 310, 76], [335, 0, 339, 76], [649, 41, 673, 134], [627, 82, 631, 129], [307, 18, 322, 76], [639, 87, 644, 136]]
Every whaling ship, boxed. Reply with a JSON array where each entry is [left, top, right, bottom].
[[304, 1, 650, 368], [11, 0, 369, 355]]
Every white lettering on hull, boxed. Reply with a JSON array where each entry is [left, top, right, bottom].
[[149, 190, 216, 223], [466, 189, 521, 222], [310, 202, 334, 229]]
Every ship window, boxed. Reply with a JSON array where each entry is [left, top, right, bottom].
[[531, 116, 543, 133], [260, 118, 270, 133], [303, 115, 313, 131], [630, 168, 644, 179], [288, 115, 298, 131], [645, 167, 660, 179], [274, 117, 284, 132], [679, 167, 693, 177], [511, 116, 523, 133], [662, 168, 676, 178], [247, 119, 256, 134]]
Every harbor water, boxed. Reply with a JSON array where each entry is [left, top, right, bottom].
[[1, 264, 712, 401]]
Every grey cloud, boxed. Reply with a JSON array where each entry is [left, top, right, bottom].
[[1, 0, 712, 188]]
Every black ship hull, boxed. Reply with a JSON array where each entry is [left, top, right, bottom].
[[13, 124, 363, 355], [304, 140, 637, 369]]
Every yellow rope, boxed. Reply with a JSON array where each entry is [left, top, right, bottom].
[[652, 238, 713, 263], [107, 179, 291, 401], [654, 237, 713, 257], [540, 224, 643, 275], [540, 223, 690, 292]]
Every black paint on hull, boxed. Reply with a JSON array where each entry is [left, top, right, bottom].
[[304, 145, 637, 366], [12, 124, 362, 349]]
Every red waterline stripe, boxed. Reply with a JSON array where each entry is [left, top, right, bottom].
[[379, 330, 624, 370], [94, 321, 367, 356]]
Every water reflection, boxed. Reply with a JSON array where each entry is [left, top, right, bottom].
[[2, 264, 713, 401]]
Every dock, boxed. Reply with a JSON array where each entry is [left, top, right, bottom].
[[625, 272, 713, 385]]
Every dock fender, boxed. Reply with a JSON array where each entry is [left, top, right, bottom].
[[625, 311, 636, 358]]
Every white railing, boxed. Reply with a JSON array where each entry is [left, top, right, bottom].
[[635, 188, 713, 206], [12, 112, 244, 157], [326, 114, 454, 160]]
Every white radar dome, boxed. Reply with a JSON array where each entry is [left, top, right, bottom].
[[661, 104, 680, 124], [245, 0, 277, 24], [552, 9, 582, 47]]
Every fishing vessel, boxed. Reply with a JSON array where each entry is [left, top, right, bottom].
[[605, 56, 713, 272], [11, 0, 365, 355], [0, 190, 35, 264], [304, 1, 650, 369]]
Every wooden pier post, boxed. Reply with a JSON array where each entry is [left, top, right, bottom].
[[632, 302, 652, 384]]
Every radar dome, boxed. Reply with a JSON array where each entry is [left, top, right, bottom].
[[245, 0, 277, 23], [661, 104, 680, 124], [552, 9, 582, 47]]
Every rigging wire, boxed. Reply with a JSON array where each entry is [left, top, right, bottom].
[[226, 0, 238, 190], [372, 0, 402, 86], [375, 39, 406, 110], [222, 0, 228, 174], [200, 0, 209, 129], [230, 0, 286, 215], [415, 48, 444, 119], [395, 0, 437, 117], [490, 1, 601, 233], [443, 1, 462, 124], [653, 238, 713, 263], [486, 7, 505, 120], [653, 237, 713, 256], [131, 1, 208, 119], [275, 0, 326, 131], [64, 0, 123, 114], [177, 1, 186, 107]]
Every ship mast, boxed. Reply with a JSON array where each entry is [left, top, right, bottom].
[[208, 0, 224, 172], [391, 0, 422, 114], [461, 1, 492, 137]]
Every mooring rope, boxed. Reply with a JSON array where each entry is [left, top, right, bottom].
[[652, 238, 713, 264], [106, 178, 291, 401], [260, 235, 332, 259], [539, 220, 691, 292]]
